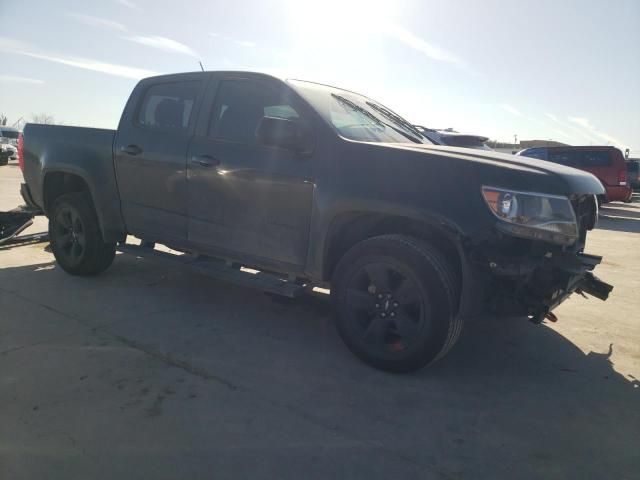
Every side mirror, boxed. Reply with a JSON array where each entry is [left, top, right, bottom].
[[255, 116, 307, 152]]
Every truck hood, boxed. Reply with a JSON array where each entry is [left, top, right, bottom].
[[381, 143, 606, 196]]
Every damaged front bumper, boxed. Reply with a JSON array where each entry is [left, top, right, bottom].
[[471, 240, 613, 323], [522, 251, 612, 323], [465, 192, 613, 323]]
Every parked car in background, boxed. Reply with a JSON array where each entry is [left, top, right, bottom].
[[414, 126, 492, 150], [516, 146, 632, 204], [626, 160, 640, 189], [0, 126, 19, 165], [0, 126, 20, 147], [0, 143, 17, 165]]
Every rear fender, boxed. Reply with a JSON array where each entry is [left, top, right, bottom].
[[43, 165, 126, 242]]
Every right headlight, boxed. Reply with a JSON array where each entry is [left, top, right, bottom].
[[482, 186, 578, 245]]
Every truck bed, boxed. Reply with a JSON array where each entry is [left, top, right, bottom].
[[22, 124, 125, 241]]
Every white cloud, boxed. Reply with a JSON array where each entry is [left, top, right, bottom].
[[546, 112, 603, 144], [234, 40, 256, 48], [114, 0, 140, 9], [381, 23, 464, 67], [550, 128, 573, 140], [209, 33, 256, 48], [67, 13, 127, 32], [0, 37, 29, 50], [126, 35, 198, 57], [0, 74, 44, 84], [0, 37, 156, 80], [21, 51, 156, 80], [568, 116, 626, 147], [568, 116, 592, 129], [500, 104, 525, 117]]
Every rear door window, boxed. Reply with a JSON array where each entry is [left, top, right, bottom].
[[137, 81, 200, 131]]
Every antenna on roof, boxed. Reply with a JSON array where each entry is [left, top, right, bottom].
[[198, 61, 205, 72]]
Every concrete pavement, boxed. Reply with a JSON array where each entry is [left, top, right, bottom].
[[1, 160, 638, 479]]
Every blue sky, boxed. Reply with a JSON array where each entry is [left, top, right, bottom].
[[1, 0, 638, 153]]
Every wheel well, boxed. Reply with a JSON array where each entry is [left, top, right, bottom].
[[323, 213, 463, 285], [43, 172, 91, 215]]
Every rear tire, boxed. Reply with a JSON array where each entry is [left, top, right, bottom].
[[49, 192, 115, 275], [331, 234, 462, 373]]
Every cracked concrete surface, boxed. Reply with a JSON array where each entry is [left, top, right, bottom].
[[1, 161, 639, 479]]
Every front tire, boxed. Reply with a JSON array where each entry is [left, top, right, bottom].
[[49, 192, 115, 275], [332, 235, 462, 373]]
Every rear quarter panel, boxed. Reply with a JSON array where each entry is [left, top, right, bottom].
[[23, 124, 126, 241]]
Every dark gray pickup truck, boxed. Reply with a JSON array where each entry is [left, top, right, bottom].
[[19, 71, 612, 372]]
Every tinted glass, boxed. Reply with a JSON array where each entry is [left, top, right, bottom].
[[209, 80, 303, 144], [548, 150, 612, 167], [0, 129, 19, 139], [441, 136, 486, 147], [137, 81, 200, 130]]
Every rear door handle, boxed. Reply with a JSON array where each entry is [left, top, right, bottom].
[[120, 144, 142, 156], [192, 154, 221, 168]]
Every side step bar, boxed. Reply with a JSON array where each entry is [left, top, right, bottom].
[[117, 243, 308, 298]]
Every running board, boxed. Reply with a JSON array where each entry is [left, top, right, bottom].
[[117, 243, 307, 298]]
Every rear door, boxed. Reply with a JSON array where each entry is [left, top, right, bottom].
[[186, 76, 315, 267], [114, 75, 206, 243]]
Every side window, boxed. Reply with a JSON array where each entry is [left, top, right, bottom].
[[137, 81, 200, 131], [209, 80, 303, 144], [548, 150, 611, 168], [580, 150, 611, 167], [548, 150, 579, 167]]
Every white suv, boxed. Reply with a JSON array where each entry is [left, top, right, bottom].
[[415, 126, 492, 150]]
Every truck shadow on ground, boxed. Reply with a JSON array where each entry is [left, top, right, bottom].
[[1, 257, 638, 478]]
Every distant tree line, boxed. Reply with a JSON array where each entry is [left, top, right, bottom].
[[30, 113, 56, 124], [0, 113, 59, 128]]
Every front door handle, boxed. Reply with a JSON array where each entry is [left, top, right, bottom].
[[120, 144, 143, 156], [192, 154, 221, 168]]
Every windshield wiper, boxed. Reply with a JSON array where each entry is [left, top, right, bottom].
[[331, 94, 385, 127], [332, 94, 422, 144], [365, 102, 425, 140]]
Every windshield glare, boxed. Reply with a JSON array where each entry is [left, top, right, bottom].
[[289, 80, 431, 144]]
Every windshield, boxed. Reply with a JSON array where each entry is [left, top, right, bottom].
[[0, 129, 19, 140], [288, 80, 431, 144]]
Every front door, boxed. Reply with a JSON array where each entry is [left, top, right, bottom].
[[187, 77, 315, 267]]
